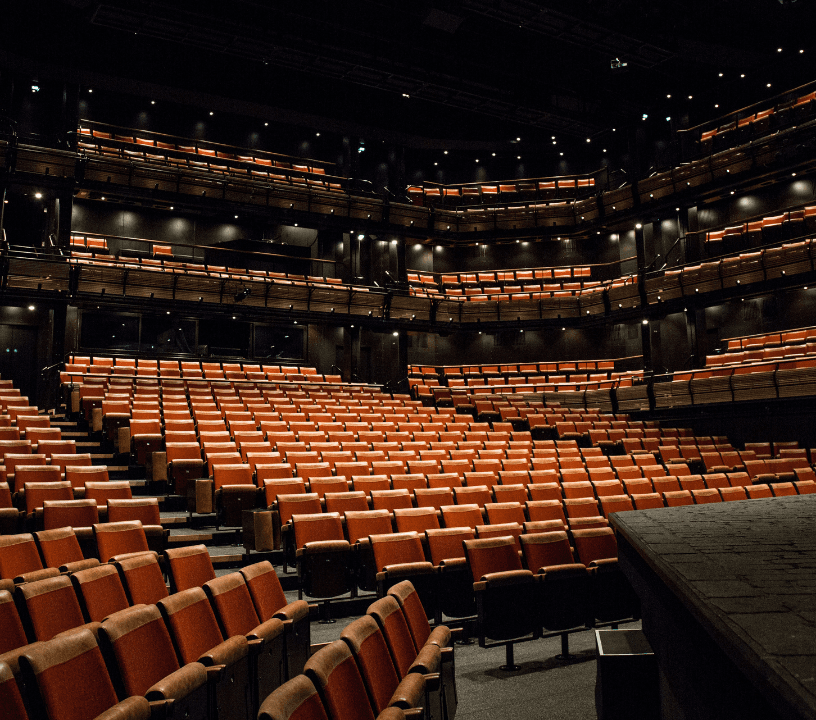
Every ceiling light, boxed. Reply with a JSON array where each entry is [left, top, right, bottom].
[[792, 172, 797, 176], [443, 151, 448, 155], [586, 138, 591, 143], [778, 48, 783, 52], [715, 104, 719, 108], [402, 93, 410, 98], [666, 117, 671, 121], [31, 84, 39, 92], [642, 319, 649, 325], [357, 234, 365, 240], [492, 153, 496, 156], [552, 141, 557, 145], [392, 331, 399, 336], [800, 50, 805, 54], [170, 206, 174, 210], [688, 95, 693, 99], [642, 114, 648, 120], [434, 162, 438, 166], [264, 122, 268, 126], [719, 73, 724, 77], [666, 94, 671, 98], [517, 155, 521, 159], [475, 159, 479, 162], [603, 149, 607, 152], [635, 223, 642, 229], [234, 215, 238, 219], [150, 100, 155, 105], [560, 152, 563, 156], [34, 193, 42, 199], [767, 83, 772, 88], [209, 111, 213, 115], [740, 74, 745, 78], [516, 137, 521, 141], [28, 305, 34, 311], [551, 136, 556, 140]]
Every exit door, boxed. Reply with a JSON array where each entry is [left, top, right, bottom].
[[0, 325, 38, 401]]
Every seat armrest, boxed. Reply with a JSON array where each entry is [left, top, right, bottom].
[[145, 661, 207, 701], [247, 617, 285, 643]]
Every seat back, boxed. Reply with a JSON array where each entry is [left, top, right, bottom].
[[22, 481, 73, 514], [463, 536, 523, 582], [277, 494, 322, 525], [370, 532, 426, 571], [239, 561, 289, 622], [340, 616, 402, 714], [0, 534, 45, 580], [0, 660, 27, 720], [0, 589, 27, 655], [293, 513, 344, 548], [115, 552, 169, 605], [386, 580, 433, 649], [16, 575, 86, 641], [99, 604, 182, 697], [366, 595, 418, 679], [71, 564, 130, 622], [107, 498, 161, 525], [425, 527, 473, 564], [18, 628, 126, 720], [393, 508, 440, 533], [571, 528, 618, 565], [257, 674, 329, 720], [157, 587, 227, 664], [93, 521, 149, 561], [304, 640, 376, 720], [344, 510, 392, 544], [85, 481, 132, 505], [203, 572, 262, 638], [165, 544, 216, 593], [42, 499, 99, 531], [519, 531, 576, 572]]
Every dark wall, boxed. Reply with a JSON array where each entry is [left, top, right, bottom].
[[703, 287, 816, 354], [408, 235, 628, 280], [407, 322, 643, 367]]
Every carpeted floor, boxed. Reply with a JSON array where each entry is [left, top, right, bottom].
[[306, 604, 641, 720]]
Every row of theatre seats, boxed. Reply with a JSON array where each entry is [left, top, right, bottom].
[[0, 535, 315, 720], [406, 177, 596, 206], [699, 89, 816, 147], [408, 359, 644, 398], [645, 239, 816, 303], [706, 325, 816, 367], [703, 206, 816, 249], [61, 356, 342, 383], [407, 265, 593, 297], [67, 244, 357, 292], [407, 270, 637, 303], [78, 126, 344, 191]]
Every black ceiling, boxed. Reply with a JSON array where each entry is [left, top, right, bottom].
[[4, 0, 816, 145]]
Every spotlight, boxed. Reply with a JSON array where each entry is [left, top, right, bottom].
[[34, 193, 42, 199], [28, 305, 35, 311], [234, 288, 251, 302]]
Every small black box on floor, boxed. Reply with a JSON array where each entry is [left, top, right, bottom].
[[595, 629, 659, 720]]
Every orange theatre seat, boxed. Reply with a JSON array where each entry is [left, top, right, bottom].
[[292, 513, 354, 620], [158, 587, 253, 720], [240, 560, 311, 680], [462, 536, 538, 670], [18, 628, 151, 720], [203, 572, 286, 708], [98, 604, 209, 719]]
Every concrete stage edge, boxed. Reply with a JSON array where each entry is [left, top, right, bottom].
[[611, 495, 816, 720]]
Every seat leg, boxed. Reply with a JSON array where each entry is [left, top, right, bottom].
[[318, 599, 336, 624], [501, 642, 520, 672], [557, 632, 576, 663]]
